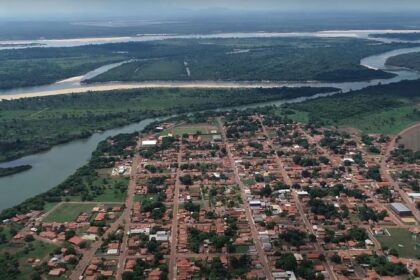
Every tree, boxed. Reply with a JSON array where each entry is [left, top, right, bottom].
[[276, 253, 297, 271], [330, 254, 342, 264], [24, 234, 35, 242]]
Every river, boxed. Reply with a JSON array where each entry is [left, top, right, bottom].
[[1, 30, 420, 210]]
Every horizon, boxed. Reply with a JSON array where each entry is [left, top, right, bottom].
[[2, 0, 420, 20]]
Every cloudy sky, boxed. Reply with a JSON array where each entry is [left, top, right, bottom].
[[1, 0, 420, 19]]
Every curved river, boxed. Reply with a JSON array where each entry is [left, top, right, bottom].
[[1, 30, 420, 210]]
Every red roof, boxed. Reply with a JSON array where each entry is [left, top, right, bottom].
[[68, 236, 83, 246]]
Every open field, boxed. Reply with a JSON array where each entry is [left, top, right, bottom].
[[376, 228, 420, 258], [43, 202, 99, 223], [398, 124, 420, 151]]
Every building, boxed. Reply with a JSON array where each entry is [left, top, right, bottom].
[[390, 202, 412, 216], [142, 140, 157, 146]]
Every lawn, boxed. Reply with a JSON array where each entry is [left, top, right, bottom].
[[92, 187, 127, 202], [376, 228, 420, 258], [173, 127, 208, 136], [235, 245, 249, 253], [15, 241, 58, 280], [43, 202, 99, 223], [134, 194, 159, 204]]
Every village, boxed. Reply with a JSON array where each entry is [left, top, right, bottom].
[[2, 110, 420, 280]]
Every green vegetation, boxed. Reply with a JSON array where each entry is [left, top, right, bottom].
[[371, 33, 420, 41], [0, 86, 335, 162], [387, 51, 420, 72], [88, 37, 402, 83], [290, 79, 420, 134], [356, 254, 408, 276], [377, 228, 420, 258], [0, 241, 57, 280], [43, 202, 98, 223], [0, 165, 31, 177], [0, 46, 125, 89], [0, 133, 134, 220]]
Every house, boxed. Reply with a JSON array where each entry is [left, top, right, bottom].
[[68, 236, 83, 246]]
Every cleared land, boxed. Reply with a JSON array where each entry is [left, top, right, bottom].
[[43, 202, 99, 223]]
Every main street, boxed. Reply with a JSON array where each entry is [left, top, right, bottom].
[[70, 154, 141, 280], [217, 118, 274, 280], [257, 116, 338, 280], [168, 141, 184, 280]]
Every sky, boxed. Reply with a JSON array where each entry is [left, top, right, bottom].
[[1, 0, 420, 20]]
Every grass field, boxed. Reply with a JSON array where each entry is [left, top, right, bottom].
[[376, 228, 420, 258], [339, 105, 420, 135], [43, 202, 99, 223], [134, 194, 159, 204], [92, 187, 127, 202]]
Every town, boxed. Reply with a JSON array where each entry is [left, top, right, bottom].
[[2, 109, 420, 280]]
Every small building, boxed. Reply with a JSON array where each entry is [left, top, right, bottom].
[[249, 200, 262, 209], [142, 140, 157, 146], [212, 135, 222, 142], [390, 202, 412, 216]]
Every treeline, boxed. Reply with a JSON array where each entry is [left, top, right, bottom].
[[0, 165, 31, 177], [290, 79, 420, 128], [0, 86, 336, 162]]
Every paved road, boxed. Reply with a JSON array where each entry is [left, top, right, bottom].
[[168, 142, 183, 280], [217, 118, 273, 280]]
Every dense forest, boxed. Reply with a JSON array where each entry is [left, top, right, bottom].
[[387, 51, 420, 71], [0, 46, 126, 89], [370, 32, 420, 41], [0, 86, 336, 162], [87, 37, 404, 83], [0, 37, 411, 90], [0, 165, 31, 177]]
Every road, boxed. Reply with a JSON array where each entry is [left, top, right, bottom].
[[380, 128, 420, 223], [217, 118, 273, 280], [70, 155, 141, 280], [115, 154, 142, 280], [168, 142, 184, 280], [257, 116, 338, 280]]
